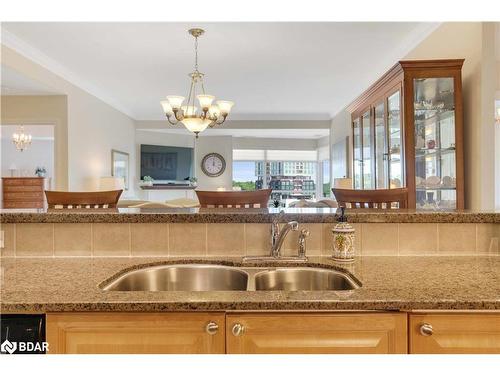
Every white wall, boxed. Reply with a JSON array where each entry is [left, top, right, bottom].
[[195, 136, 233, 191], [1, 45, 137, 196]]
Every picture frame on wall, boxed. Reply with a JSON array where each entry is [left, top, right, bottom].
[[111, 149, 129, 190]]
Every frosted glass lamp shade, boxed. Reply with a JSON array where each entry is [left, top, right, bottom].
[[100, 177, 124, 191], [181, 118, 211, 134], [197, 94, 215, 109], [208, 104, 220, 117], [181, 105, 198, 117], [333, 178, 353, 189], [160, 100, 173, 115], [216, 100, 234, 114], [166, 95, 185, 109]]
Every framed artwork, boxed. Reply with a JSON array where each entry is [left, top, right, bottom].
[[111, 149, 129, 190]]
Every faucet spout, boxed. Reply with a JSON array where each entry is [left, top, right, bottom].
[[271, 220, 299, 258]]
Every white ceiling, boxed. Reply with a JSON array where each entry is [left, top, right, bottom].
[[139, 128, 329, 139], [1, 22, 439, 120]]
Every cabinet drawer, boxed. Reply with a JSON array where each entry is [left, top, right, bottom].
[[3, 185, 43, 192], [23, 179, 44, 186], [46, 312, 226, 354], [4, 192, 43, 201], [2, 201, 44, 208], [410, 313, 500, 354], [226, 312, 407, 354]]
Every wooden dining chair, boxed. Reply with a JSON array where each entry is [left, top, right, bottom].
[[195, 189, 272, 208], [45, 190, 123, 209], [332, 188, 408, 209]]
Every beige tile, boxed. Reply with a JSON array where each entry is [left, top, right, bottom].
[[476, 224, 500, 254], [131, 224, 168, 256], [16, 223, 54, 256], [92, 223, 130, 256], [0, 224, 15, 256], [398, 223, 438, 255], [361, 223, 398, 255], [245, 224, 271, 256], [438, 223, 476, 254], [169, 224, 207, 256], [54, 224, 92, 256], [207, 223, 245, 256], [282, 223, 322, 256], [322, 223, 362, 256]]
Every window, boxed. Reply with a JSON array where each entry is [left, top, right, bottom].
[[233, 149, 320, 206]]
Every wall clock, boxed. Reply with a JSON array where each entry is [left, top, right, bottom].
[[201, 153, 226, 177]]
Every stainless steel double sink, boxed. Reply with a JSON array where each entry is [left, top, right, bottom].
[[101, 264, 360, 292]]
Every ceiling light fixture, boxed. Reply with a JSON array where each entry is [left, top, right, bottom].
[[12, 126, 32, 152], [160, 28, 234, 138]]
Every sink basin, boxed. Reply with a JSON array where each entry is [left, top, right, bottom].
[[254, 268, 359, 291], [101, 264, 249, 291]]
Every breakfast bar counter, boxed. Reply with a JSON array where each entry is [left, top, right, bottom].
[[1, 207, 500, 223]]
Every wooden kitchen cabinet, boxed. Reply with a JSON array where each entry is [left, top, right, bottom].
[[46, 312, 225, 354], [410, 313, 500, 354], [226, 312, 407, 354]]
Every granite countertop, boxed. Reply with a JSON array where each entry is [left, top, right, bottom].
[[1, 256, 499, 312], [1, 207, 500, 224]]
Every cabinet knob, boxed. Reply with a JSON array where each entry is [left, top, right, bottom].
[[205, 321, 219, 335], [232, 323, 245, 336], [419, 323, 433, 336]]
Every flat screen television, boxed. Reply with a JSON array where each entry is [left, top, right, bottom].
[[140, 144, 194, 181]]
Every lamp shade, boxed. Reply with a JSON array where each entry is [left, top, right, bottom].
[[216, 100, 234, 114], [197, 94, 215, 109], [166, 95, 185, 109], [181, 117, 211, 134], [160, 100, 173, 115], [100, 177, 124, 191], [333, 178, 353, 189]]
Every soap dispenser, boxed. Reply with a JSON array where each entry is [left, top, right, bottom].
[[331, 207, 355, 262]]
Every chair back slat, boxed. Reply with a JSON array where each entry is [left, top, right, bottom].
[[196, 189, 271, 208], [332, 188, 408, 209], [45, 190, 123, 209]]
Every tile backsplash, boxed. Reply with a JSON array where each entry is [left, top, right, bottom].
[[1, 222, 499, 257]]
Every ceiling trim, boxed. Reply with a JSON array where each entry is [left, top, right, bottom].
[[1, 29, 135, 118]]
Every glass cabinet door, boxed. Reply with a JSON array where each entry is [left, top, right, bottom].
[[374, 102, 387, 188], [361, 110, 373, 189], [413, 77, 457, 210], [353, 117, 362, 189], [387, 90, 403, 188]]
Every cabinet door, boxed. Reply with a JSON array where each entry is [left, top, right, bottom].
[[410, 313, 500, 354], [47, 312, 225, 354], [412, 77, 459, 210], [374, 101, 388, 188], [353, 117, 363, 189], [361, 110, 373, 189], [387, 89, 403, 188], [226, 313, 407, 354]]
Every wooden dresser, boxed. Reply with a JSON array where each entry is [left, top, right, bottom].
[[2, 177, 47, 208]]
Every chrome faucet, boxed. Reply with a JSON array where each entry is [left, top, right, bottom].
[[243, 210, 306, 263], [271, 220, 299, 258]]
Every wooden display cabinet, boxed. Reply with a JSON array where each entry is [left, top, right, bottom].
[[347, 59, 464, 209]]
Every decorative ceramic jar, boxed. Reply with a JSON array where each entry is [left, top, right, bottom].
[[331, 207, 355, 262]]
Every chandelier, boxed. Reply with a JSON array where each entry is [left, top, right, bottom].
[[160, 28, 234, 138], [12, 126, 32, 152]]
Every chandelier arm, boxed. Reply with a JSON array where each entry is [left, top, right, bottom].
[[166, 114, 179, 125]]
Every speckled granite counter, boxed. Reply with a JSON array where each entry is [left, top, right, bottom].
[[1, 207, 500, 223], [1, 256, 499, 312]]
